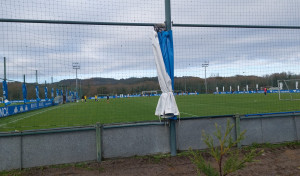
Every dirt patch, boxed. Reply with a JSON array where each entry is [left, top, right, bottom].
[[6, 146, 300, 176]]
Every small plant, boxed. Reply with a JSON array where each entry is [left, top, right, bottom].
[[190, 120, 263, 176]]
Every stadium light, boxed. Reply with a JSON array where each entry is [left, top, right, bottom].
[[72, 62, 80, 99], [202, 61, 209, 94]]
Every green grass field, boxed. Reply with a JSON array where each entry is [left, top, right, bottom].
[[0, 93, 300, 132]]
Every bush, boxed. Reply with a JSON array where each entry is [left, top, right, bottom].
[[190, 119, 263, 176]]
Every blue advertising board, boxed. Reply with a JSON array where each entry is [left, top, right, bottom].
[[0, 101, 54, 118], [214, 89, 300, 94]]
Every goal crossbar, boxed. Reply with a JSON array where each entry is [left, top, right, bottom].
[[278, 79, 300, 101]]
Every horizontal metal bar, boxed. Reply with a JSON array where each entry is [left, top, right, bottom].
[[103, 122, 165, 129], [0, 126, 95, 137], [173, 23, 300, 29], [0, 18, 164, 27], [241, 113, 300, 119], [179, 114, 235, 120], [245, 111, 300, 117]]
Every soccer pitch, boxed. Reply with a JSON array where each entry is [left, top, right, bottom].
[[1, 93, 300, 132]]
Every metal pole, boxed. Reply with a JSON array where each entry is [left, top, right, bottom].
[[0, 18, 163, 27], [184, 77, 186, 93], [76, 69, 78, 99], [165, 0, 177, 157], [165, 0, 171, 31], [205, 67, 207, 94], [235, 114, 241, 148], [202, 61, 209, 94], [4, 57, 6, 81], [2, 18, 300, 29], [172, 23, 300, 29], [96, 122, 102, 163], [35, 70, 38, 84]]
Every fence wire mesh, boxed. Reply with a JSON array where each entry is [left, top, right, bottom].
[[0, 0, 300, 131]]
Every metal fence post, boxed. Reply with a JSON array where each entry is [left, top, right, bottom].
[[96, 123, 102, 162], [235, 114, 241, 148], [169, 118, 177, 156], [20, 132, 23, 170]]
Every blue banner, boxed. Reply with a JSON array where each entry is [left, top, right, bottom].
[[157, 30, 174, 89], [2, 80, 8, 100], [44, 87, 48, 100], [35, 86, 40, 102], [51, 88, 54, 99], [56, 89, 59, 97], [22, 83, 27, 103], [0, 101, 54, 118]]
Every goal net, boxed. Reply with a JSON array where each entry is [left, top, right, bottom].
[[278, 79, 300, 100], [141, 90, 158, 96]]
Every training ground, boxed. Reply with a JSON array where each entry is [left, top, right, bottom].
[[0, 93, 300, 132]]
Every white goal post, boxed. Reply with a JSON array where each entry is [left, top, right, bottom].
[[278, 79, 300, 100], [141, 90, 158, 95]]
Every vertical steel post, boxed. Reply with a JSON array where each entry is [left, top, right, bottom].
[[20, 133, 23, 170], [165, 0, 177, 156], [23, 75, 26, 104], [170, 119, 177, 156], [235, 114, 241, 148], [4, 57, 6, 81], [35, 70, 38, 84], [96, 123, 102, 162], [205, 67, 207, 93], [165, 0, 171, 31], [76, 69, 78, 99]]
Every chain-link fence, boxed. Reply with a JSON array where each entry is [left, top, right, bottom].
[[0, 0, 300, 131]]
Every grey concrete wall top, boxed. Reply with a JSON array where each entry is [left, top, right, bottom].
[[295, 116, 300, 140]]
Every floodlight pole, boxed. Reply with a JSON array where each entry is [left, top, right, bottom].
[[3, 57, 6, 81], [72, 62, 80, 100], [202, 61, 209, 94], [35, 70, 38, 84]]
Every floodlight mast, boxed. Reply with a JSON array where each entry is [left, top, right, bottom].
[[202, 61, 209, 94], [72, 62, 80, 99]]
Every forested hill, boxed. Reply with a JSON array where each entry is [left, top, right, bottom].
[[2, 72, 300, 100]]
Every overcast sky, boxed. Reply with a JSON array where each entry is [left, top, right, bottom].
[[0, 0, 299, 84]]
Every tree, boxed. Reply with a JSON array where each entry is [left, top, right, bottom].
[[190, 120, 263, 176]]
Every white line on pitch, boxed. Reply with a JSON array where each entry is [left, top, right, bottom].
[[0, 103, 73, 127], [180, 112, 199, 117]]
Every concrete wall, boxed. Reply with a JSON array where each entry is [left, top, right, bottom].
[[241, 116, 299, 145], [0, 136, 21, 171], [102, 124, 169, 158], [176, 117, 235, 150], [0, 128, 96, 171], [0, 115, 299, 171]]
